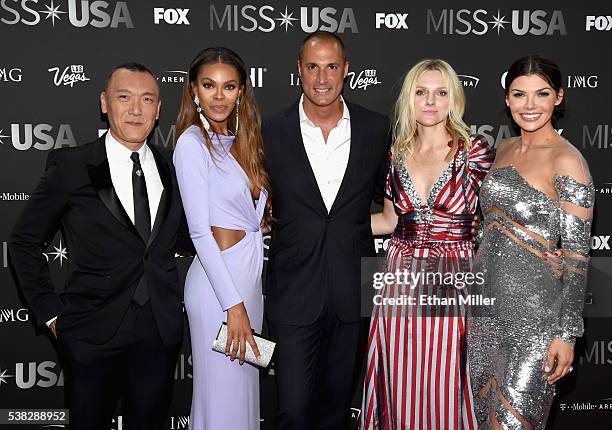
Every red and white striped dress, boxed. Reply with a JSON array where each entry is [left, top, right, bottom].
[[362, 136, 494, 430]]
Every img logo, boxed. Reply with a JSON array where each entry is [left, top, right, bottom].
[[566, 75, 598, 88], [0, 308, 29, 323], [169, 416, 190, 429], [0, 67, 22, 82]]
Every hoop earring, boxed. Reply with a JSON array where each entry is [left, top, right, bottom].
[[194, 95, 210, 131], [234, 97, 240, 134]]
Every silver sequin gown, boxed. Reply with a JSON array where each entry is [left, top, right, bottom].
[[467, 166, 594, 429]]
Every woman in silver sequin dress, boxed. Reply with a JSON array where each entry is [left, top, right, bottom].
[[467, 56, 594, 429]]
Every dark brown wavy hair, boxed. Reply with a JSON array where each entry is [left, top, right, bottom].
[[504, 55, 566, 124], [176, 47, 272, 227]]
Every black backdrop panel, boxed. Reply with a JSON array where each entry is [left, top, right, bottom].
[[1, 1, 611, 429]]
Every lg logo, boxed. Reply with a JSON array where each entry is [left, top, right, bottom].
[[153, 8, 190, 25], [375, 13, 408, 29], [591, 236, 611, 251], [585, 16, 612, 31]]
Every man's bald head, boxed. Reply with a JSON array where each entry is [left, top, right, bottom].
[[298, 31, 346, 63]]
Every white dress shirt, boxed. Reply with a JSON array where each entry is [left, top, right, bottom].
[[47, 132, 164, 328], [105, 131, 163, 225], [299, 94, 351, 212]]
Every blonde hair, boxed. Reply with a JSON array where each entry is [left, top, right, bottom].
[[392, 59, 471, 161]]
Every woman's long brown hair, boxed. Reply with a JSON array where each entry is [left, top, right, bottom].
[[176, 47, 272, 228]]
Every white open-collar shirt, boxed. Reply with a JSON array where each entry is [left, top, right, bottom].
[[298, 94, 351, 213]]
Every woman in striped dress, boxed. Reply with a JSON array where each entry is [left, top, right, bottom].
[[362, 59, 494, 429]]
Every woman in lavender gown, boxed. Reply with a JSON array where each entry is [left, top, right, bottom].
[[173, 47, 272, 429]]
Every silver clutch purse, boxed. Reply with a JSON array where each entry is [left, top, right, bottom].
[[212, 322, 276, 368]]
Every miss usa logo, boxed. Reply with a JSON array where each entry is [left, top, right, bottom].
[[7, 123, 77, 150], [209, 5, 358, 33], [0, 0, 134, 28]]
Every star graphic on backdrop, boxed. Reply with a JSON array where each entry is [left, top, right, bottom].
[[0, 368, 14, 387], [0, 129, 8, 145], [40, 0, 67, 27], [276, 6, 298, 32], [488, 10, 510, 35], [47, 239, 68, 267]]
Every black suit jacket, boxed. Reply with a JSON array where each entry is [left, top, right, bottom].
[[9, 136, 192, 345], [263, 101, 389, 325]]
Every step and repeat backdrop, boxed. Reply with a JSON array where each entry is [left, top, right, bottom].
[[1, 0, 612, 429]]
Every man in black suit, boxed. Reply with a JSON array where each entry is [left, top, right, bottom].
[[9, 63, 191, 429], [263, 32, 389, 429]]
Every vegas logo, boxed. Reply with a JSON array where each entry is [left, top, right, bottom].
[[347, 69, 382, 91], [48, 64, 91, 87]]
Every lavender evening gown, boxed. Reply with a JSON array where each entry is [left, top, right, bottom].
[[174, 125, 266, 430]]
